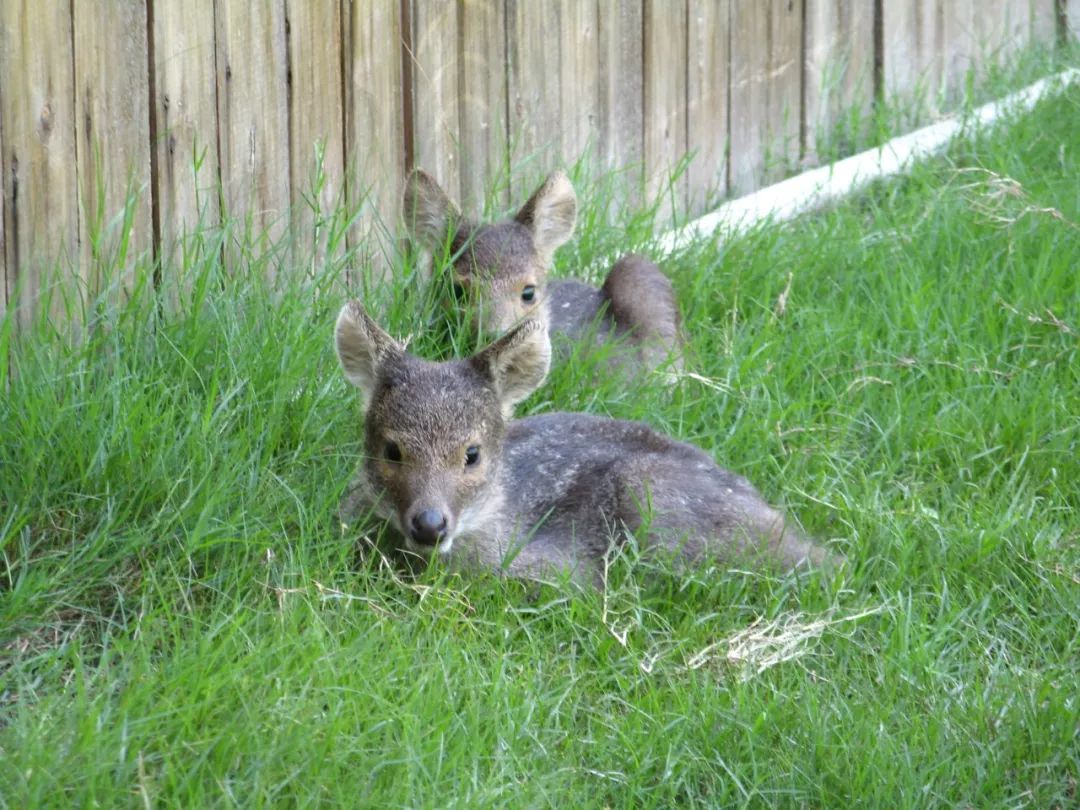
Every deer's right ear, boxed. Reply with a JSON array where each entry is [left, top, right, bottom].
[[403, 169, 461, 249], [471, 319, 552, 418], [515, 170, 577, 257], [335, 301, 401, 405]]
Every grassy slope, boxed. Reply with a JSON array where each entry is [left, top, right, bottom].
[[2, 83, 1079, 807]]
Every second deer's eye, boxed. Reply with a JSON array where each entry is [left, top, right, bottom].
[[464, 445, 480, 467], [384, 441, 402, 463], [521, 285, 536, 303]]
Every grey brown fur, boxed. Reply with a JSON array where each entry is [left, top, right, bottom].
[[404, 169, 682, 373], [335, 301, 833, 586]]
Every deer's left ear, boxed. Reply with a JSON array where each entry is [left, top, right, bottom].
[[403, 169, 462, 250], [515, 171, 577, 257], [470, 319, 551, 418]]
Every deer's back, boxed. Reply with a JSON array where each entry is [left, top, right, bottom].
[[502, 413, 754, 538], [547, 279, 610, 344], [498, 413, 829, 576], [547, 259, 681, 371]]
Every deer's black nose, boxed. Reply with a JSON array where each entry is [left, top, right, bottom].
[[410, 510, 447, 546]]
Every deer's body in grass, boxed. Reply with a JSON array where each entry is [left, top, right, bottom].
[[335, 302, 832, 585], [405, 170, 682, 373]]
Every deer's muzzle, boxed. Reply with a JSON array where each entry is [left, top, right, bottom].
[[410, 509, 448, 547]]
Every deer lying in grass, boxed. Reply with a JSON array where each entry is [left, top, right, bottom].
[[335, 300, 833, 585], [404, 169, 682, 374]]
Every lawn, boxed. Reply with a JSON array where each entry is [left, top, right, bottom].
[[2, 71, 1079, 807]]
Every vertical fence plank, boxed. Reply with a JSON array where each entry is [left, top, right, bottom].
[[1069, 0, 1080, 40], [216, 0, 290, 253], [883, 0, 945, 113], [940, 0, 976, 102], [596, 0, 643, 193], [643, 0, 688, 220], [0, 1, 80, 327], [506, 0, 604, 199], [729, 0, 803, 194], [557, 1, 601, 174], [1, 99, 7, 327], [410, 1, 461, 202], [687, 0, 730, 214], [286, 0, 345, 272], [804, 0, 874, 161], [971, 0, 1025, 73], [347, 0, 406, 262], [1028, 0, 1058, 47], [507, 0, 564, 193], [73, 0, 153, 304], [458, 0, 508, 214], [152, 0, 220, 259]]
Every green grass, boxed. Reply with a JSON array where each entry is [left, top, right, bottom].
[[3, 72, 1080, 807]]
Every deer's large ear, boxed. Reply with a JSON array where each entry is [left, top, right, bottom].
[[515, 171, 577, 257], [335, 300, 402, 406], [470, 319, 551, 418], [403, 169, 461, 249]]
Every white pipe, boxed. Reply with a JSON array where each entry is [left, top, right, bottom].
[[655, 68, 1080, 254]]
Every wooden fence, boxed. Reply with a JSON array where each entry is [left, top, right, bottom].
[[0, 1, 1073, 327]]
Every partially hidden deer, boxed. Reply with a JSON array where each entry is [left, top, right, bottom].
[[403, 169, 682, 375], [335, 300, 834, 585]]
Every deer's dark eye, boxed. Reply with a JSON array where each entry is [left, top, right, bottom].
[[521, 285, 536, 303], [464, 445, 480, 467], [384, 441, 402, 463], [452, 281, 467, 301]]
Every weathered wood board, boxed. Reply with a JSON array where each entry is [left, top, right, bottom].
[[1028, 0, 1059, 48], [410, 0, 462, 204], [596, 0, 644, 200], [73, 0, 153, 304], [286, 0, 346, 272], [1, 90, 7, 327], [686, 0, 730, 212], [347, 0, 406, 268], [882, 0, 942, 110], [506, 0, 567, 197], [151, 0, 221, 258], [729, 0, 803, 194], [215, 1, 291, 254], [1069, 0, 1080, 41], [0, 0, 80, 327], [940, 0, 976, 103], [457, 0, 508, 214], [804, 0, 874, 161], [643, 0, 688, 219], [557, 1, 602, 174], [971, 0, 1027, 73]]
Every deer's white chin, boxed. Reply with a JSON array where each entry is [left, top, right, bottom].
[[403, 535, 455, 557]]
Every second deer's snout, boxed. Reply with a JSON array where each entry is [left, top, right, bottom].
[[409, 509, 448, 546]]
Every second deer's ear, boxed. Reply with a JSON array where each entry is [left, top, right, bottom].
[[515, 171, 577, 257], [403, 169, 461, 249], [470, 319, 552, 418], [335, 300, 402, 407]]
